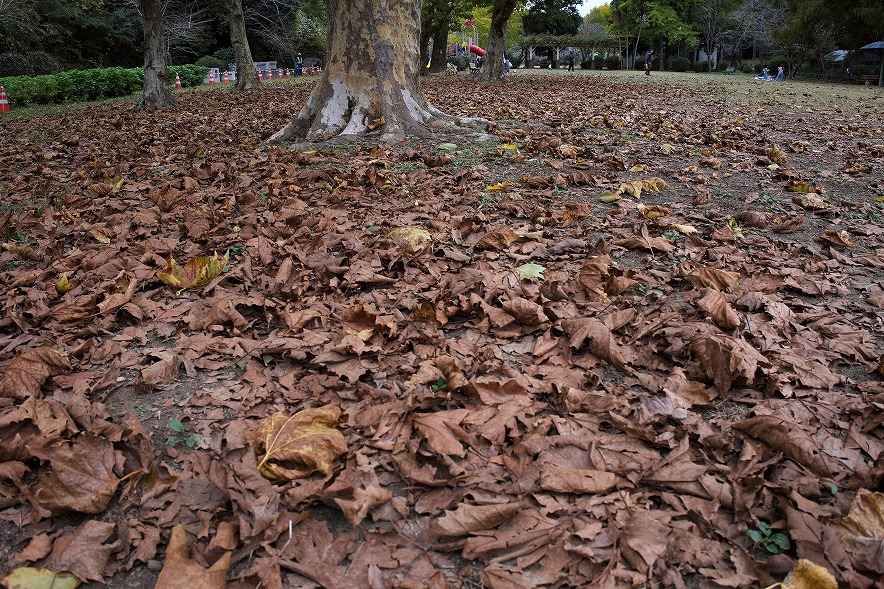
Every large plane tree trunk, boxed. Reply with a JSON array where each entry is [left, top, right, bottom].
[[134, 0, 177, 111], [270, 0, 471, 143], [226, 0, 261, 91]]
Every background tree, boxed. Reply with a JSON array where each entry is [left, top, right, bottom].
[[271, 0, 480, 143], [134, 0, 176, 110], [226, 0, 261, 90], [420, 0, 465, 74], [522, 0, 581, 66], [245, 0, 328, 66], [482, 0, 520, 79]]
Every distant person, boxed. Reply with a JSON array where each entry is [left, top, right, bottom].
[[846, 65, 852, 80], [776, 65, 785, 81], [295, 53, 303, 76], [567, 54, 574, 72], [645, 50, 653, 76]]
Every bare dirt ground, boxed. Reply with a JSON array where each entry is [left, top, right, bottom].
[[0, 70, 882, 589]]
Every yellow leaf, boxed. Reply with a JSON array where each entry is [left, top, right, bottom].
[[660, 143, 676, 155], [671, 224, 698, 235], [388, 227, 433, 255], [55, 273, 73, 294], [641, 177, 667, 194], [366, 117, 386, 131], [630, 164, 647, 172], [248, 406, 348, 480], [486, 180, 511, 191], [1, 567, 81, 589], [764, 559, 837, 589], [156, 250, 229, 291]]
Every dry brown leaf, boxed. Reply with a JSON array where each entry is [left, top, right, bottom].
[[428, 502, 522, 537], [696, 288, 741, 331], [248, 406, 348, 480], [683, 266, 740, 290], [816, 229, 854, 248], [772, 215, 805, 233], [0, 347, 72, 400], [154, 525, 231, 589], [733, 415, 832, 477], [692, 334, 769, 395], [27, 434, 120, 517], [389, 226, 433, 255], [833, 489, 884, 573], [538, 464, 617, 494]]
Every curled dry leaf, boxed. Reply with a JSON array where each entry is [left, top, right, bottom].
[[0, 347, 72, 400], [671, 223, 698, 235], [772, 214, 805, 233], [154, 525, 231, 589], [614, 236, 676, 253], [768, 144, 788, 164], [793, 193, 829, 211], [55, 273, 73, 294], [816, 229, 854, 248], [735, 210, 770, 228], [636, 203, 671, 220], [696, 288, 741, 331], [248, 406, 348, 480], [156, 250, 229, 291]]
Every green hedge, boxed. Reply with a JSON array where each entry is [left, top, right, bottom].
[[671, 57, 691, 72], [0, 64, 208, 107]]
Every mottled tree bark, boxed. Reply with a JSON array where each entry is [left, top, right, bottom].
[[270, 0, 477, 143], [134, 0, 177, 111], [429, 28, 449, 73], [226, 0, 261, 91]]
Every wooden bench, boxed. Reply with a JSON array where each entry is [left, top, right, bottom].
[[858, 74, 879, 85]]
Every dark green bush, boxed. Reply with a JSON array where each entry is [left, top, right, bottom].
[[693, 61, 710, 72], [27, 52, 62, 75], [212, 48, 235, 67], [0, 53, 31, 77], [604, 56, 620, 70], [195, 56, 226, 70], [671, 57, 691, 72], [0, 66, 152, 107], [740, 62, 755, 74]]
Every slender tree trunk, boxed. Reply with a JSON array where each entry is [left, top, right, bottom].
[[271, 0, 480, 143], [429, 28, 448, 73], [134, 0, 177, 111], [226, 0, 261, 91], [482, 0, 518, 80]]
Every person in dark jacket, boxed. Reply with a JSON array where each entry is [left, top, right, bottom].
[[567, 54, 574, 71], [296, 53, 303, 76], [645, 50, 653, 76]]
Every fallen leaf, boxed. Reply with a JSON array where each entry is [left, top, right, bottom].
[[156, 250, 229, 291], [388, 227, 433, 255], [767, 558, 837, 589], [1, 568, 80, 589], [833, 489, 884, 573], [733, 415, 833, 477], [248, 406, 348, 480], [429, 502, 522, 537], [0, 347, 72, 400], [154, 525, 231, 589]]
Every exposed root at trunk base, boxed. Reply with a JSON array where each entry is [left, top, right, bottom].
[[267, 86, 490, 147]]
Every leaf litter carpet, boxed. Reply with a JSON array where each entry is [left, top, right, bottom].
[[0, 74, 883, 588]]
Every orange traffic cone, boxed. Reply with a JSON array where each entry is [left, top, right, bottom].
[[209, 71, 215, 86], [174, 72, 182, 89], [222, 71, 229, 84], [285, 69, 290, 78], [258, 70, 263, 80], [0, 86, 10, 113]]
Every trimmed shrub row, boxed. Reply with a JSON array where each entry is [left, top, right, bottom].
[[0, 64, 208, 107]]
